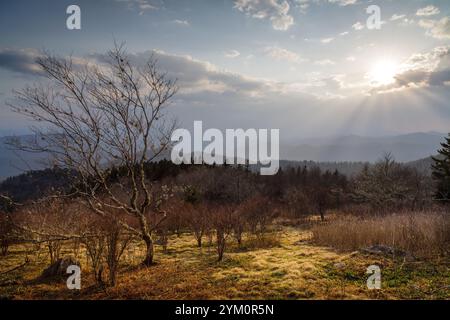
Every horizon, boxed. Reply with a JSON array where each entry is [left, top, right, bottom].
[[0, 129, 448, 140]]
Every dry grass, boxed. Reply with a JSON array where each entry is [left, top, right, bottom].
[[311, 211, 450, 258], [0, 224, 448, 300]]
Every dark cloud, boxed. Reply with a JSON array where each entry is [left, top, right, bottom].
[[91, 50, 268, 95], [0, 47, 269, 97], [393, 68, 450, 88], [395, 69, 430, 86], [429, 68, 450, 86], [0, 48, 43, 76]]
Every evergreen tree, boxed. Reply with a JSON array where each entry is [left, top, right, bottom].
[[431, 133, 450, 203]]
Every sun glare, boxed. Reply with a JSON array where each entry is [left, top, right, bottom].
[[369, 59, 399, 86]]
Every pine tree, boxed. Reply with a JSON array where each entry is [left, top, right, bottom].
[[431, 133, 450, 203]]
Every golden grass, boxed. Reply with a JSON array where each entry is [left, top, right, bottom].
[[311, 212, 450, 258], [0, 225, 448, 300]]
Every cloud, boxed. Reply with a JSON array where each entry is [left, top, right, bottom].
[[0, 48, 93, 77], [315, 59, 335, 66], [0, 47, 268, 98], [294, 0, 310, 13], [172, 19, 190, 27], [263, 46, 303, 63], [419, 17, 450, 39], [390, 14, 406, 21], [115, 0, 160, 15], [234, 0, 294, 31], [320, 37, 334, 44], [118, 50, 270, 95], [224, 50, 241, 58], [0, 48, 44, 75], [328, 0, 358, 6], [397, 17, 415, 27], [373, 46, 450, 94], [416, 5, 440, 17], [352, 22, 365, 30]]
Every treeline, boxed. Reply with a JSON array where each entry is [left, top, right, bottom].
[[0, 154, 436, 216]]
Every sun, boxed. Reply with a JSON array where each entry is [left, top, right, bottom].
[[369, 59, 399, 86]]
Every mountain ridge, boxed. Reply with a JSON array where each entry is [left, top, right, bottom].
[[0, 132, 447, 181]]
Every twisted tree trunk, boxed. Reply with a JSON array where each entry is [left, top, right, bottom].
[[142, 233, 154, 266]]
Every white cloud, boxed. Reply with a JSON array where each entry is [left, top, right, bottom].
[[400, 46, 450, 73], [398, 18, 415, 27], [320, 37, 334, 44], [328, 0, 358, 6], [390, 14, 406, 21], [352, 22, 365, 30], [416, 5, 440, 17], [419, 17, 450, 39], [263, 46, 303, 63], [116, 0, 160, 14], [339, 31, 349, 36], [346, 56, 356, 62], [172, 19, 190, 26], [234, 0, 294, 31], [224, 50, 241, 58], [314, 59, 335, 66]]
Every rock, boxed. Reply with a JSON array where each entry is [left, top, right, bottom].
[[40, 256, 80, 279]]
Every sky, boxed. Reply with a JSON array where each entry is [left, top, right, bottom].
[[0, 0, 449, 141]]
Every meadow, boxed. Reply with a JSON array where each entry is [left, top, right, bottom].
[[1, 213, 448, 300]]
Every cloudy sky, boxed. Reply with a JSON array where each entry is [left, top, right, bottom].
[[0, 0, 449, 141]]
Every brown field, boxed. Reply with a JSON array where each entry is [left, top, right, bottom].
[[1, 215, 449, 300]]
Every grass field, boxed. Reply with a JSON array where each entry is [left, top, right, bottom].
[[0, 225, 448, 300]]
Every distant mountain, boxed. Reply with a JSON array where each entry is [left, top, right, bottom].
[[281, 132, 446, 162], [0, 132, 446, 181], [0, 136, 47, 181], [405, 156, 438, 176]]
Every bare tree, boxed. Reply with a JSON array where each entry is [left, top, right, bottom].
[[186, 203, 211, 248], [103, 219, 134, 286], [241, 196, 275, 236], [7, 44, 178, 266], [0, 213, 13, 256], [12, 198, 81, 263], [83, 232, 106, 285], [212, 206, 234, 262]]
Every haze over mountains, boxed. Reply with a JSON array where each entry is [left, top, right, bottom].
[[281, 132, 444, 163], [0, 132, 446, 181]]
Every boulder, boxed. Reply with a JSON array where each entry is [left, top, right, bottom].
[[40, 256, 80, 279], [361, 245, 415, 261]]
